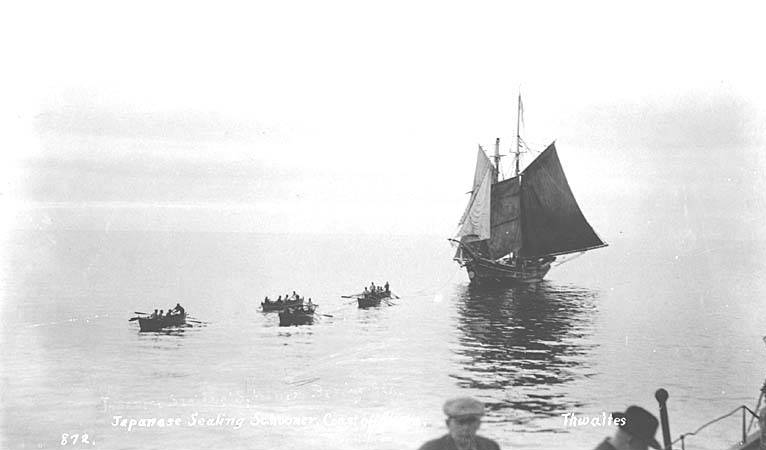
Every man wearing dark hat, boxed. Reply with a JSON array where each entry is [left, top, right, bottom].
[[593, 406, 662, 450], [419, 397, 500, 450]]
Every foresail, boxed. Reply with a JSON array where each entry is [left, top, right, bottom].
[[456, 149, 493, 241], [488, 177, 522, 259], [471, 146, 491, 193], [519, 143, 606, 257]]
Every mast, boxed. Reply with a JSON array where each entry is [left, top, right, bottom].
[[515, 93, 522, 177], [514, 93, 522, 261], [493, 137, 501, 183]]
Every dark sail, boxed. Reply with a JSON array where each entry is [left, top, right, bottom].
[[488, 177, 522, 259], [518, 143, 606, 257]]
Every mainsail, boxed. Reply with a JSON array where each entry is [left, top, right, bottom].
[[518, 143, 605, 257], [456, 142, 605, 260], [488, 176, 521, 258]]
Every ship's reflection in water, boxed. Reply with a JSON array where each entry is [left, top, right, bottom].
[[451, 282, 599, 431]]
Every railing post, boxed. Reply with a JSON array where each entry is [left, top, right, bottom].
[[742, 407, 746, 444], [655, 388, 673, 450], [760, 406, 766, 450]]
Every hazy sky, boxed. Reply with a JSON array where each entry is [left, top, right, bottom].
[[2, 1, 765, 240]]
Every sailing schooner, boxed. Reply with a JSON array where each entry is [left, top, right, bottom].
[[450, 95, 607, 285]]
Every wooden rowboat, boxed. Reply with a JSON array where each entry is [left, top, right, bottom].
[[278, 305, 316, 326], [137, 312, 186, 332], [262, 298, 303, 312], [357, 291, 392, 308]]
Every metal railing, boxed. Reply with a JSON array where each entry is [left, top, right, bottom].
[[654, 382, 766, 450], [671, 405, 759, 450]]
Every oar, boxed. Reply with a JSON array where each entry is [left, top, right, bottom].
[[134, 311, 149, 315], [128, 317, 140, 322], [321, 314, 334, 318]]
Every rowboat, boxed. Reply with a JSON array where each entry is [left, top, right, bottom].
[[278, 304, 316, 326], [357, 291, 392, 308], [137, 312, 186, 332], [261, 297, 303, 312]]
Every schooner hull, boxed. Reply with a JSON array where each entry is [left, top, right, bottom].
[[464, 258, 551, 285], [451, 239, 552, 285]]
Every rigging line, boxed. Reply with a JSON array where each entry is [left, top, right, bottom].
[[521, 142, 540, 156], [552, 252, 586, 267], [516, 140, 539, 158], [517, 136, 544, 154]]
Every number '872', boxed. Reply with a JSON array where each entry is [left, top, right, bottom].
[[60, 433, 93, 445]]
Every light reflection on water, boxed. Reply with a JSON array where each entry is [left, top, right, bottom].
[[450, 282, 599, 431]]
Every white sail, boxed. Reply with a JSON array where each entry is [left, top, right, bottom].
[[456, 149, 492, 240]]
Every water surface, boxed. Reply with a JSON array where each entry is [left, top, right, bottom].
[[1, 230, 764, 449]]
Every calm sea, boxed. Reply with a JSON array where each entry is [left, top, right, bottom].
[[1, 230, 765, 450]]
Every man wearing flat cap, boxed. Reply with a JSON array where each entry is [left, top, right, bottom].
[[593, 405, 662, 450], [418, 397, 500, 450]]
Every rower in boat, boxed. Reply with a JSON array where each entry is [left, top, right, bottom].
[[174, 303, 185, 315], [261, 295, 287, 312], [135, 305, 187, 332]]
